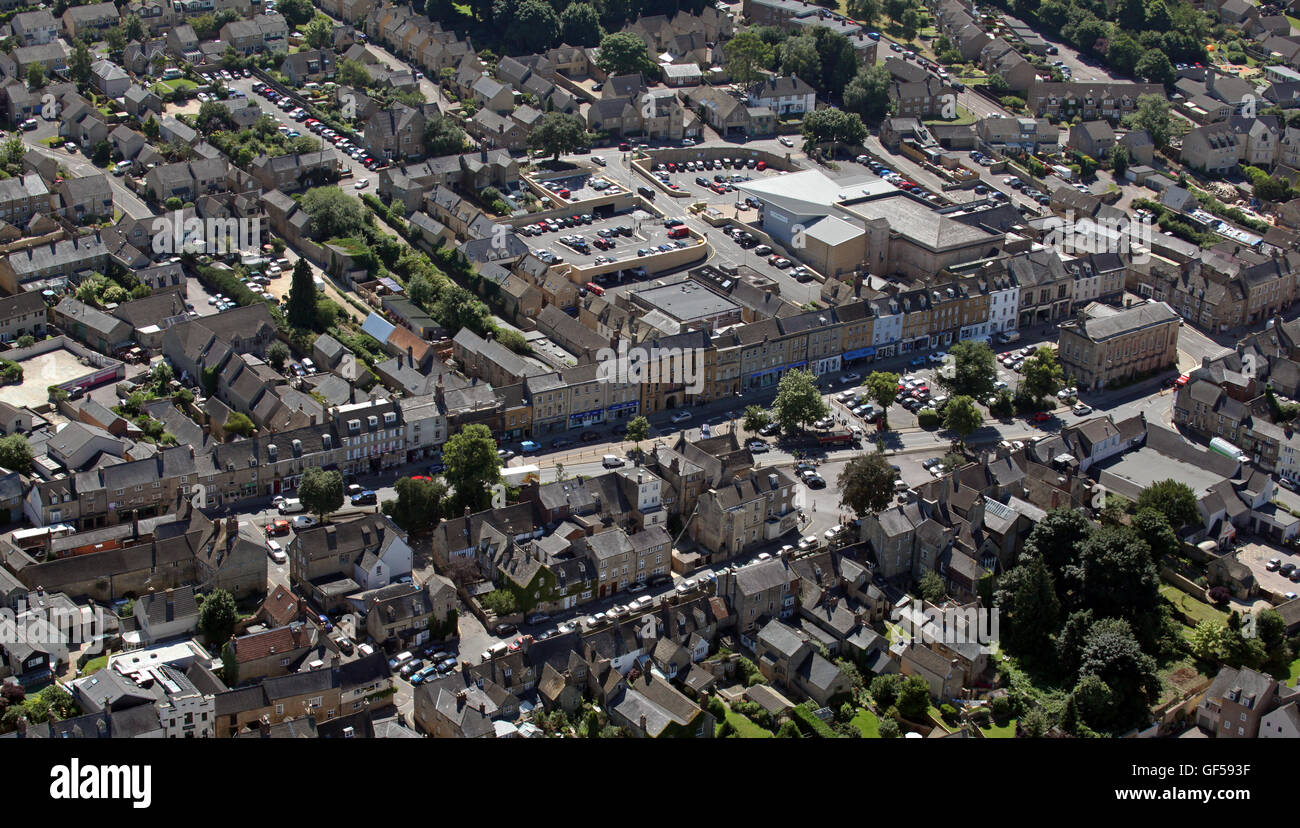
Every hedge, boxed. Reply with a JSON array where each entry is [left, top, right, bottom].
[[790, 703, 838, 738]]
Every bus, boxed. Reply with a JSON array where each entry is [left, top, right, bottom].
[[816, 430, 855, 446]]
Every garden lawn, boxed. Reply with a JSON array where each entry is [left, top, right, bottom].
[[152, 78, 197, 96], [980, 719, 1015, 738], [851, 708, 882, 737], [1284, 656, 1300, 687], [723, 707, 773, 738], [81, 653, 109, 674], [1159, 584, 1228, 629]]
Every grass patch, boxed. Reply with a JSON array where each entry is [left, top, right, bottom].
[[81, 653, 109, 674], [721, 707, 773, 738], [924, 103, 977, 127], [850, 707, 882, 737], [1283, 656, 1300, 687], [1159, 583, 1228, 629], [929, 704, 955, 732], [980, 719, 1016, 738], [152, 78, 197, 96]]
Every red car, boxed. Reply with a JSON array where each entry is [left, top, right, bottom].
[[756, 161, 767, 171], [265, 519, 290, 537], [1032, 411, 1051, 422]]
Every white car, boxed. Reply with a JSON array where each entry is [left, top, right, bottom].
[[779, 136, 794, 147], [839, 372, 861, 384], [681, 138, 696, 146], [592, 155, 606, 166], [267, 540, 286, 564], [671, 410, 692, 423], [1072, 402, 1093, 416], [354, 179, 369, 189]]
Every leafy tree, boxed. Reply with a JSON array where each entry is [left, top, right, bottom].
[[842, 63, 892, 125], [864, 371, 898, 427], [124, 13, 145, 41], [481, 589, 517, 615], [801, 107, 867, 150], [198, 589, 238, 645], [303, 16, 334, 50], [919, 570, 946, 603], [1105, 33, 1143, 76], [1020, 346, 1063, 405], [625, 415, 650, 447], [1024, 507, 1091, 586], [508, 0, 561, 53], [1137, 479, 1199, 530], [224, 411, 255, 437], [443, 423, 502, 513], [781, 34, 822, 91], [526, 112, 590, 159], [267, 342, 290, 372], [384, 475, 448, 534], [870, 673, 902, 708], [846, 0, 880, 26], [1124, 94, 1173, 150], [724, 29, 774, 85], [298, 466, 344, 522], [1074, 526, 1159, 624], [995, 554, 1061, 661], [432, 285, 490, 334], [221, 639, 239, 686], [339, 58, 372, 88], [942, 340, 997, 399], [1076, 617, 1161, 728], [895, 674, 931, 721], [986, 73, 1009, 95], [838, 452, 897, 516], [92, 140, 111, 166], [776, 720, 800, 737], [26, 62, 43, 90], [301, 187, 369, 240], [1135, 50, 1174, 86], [1130, 508, 1179, 561], [772, 368, 828, 432], [142, 115, 160, 140], [942, 395, 982, 443], [560, 2, 603, 47], [277, 0, 315, 25], [287, 259, 317, 329], [427, 0, 455, 21], [1110, 143, 1130, 177], [70, 41, 93, 85], [879, 717, 901, 738], [1189, 620, 1224, 662], [0, 434, 33, 474], [596, 31, 657, 76], [743, 405, 771, 434]]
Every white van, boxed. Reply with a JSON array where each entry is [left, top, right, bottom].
[[602, 454, 625, 468], [276, 496, 305, 514], [997, 330, 1021, 344]]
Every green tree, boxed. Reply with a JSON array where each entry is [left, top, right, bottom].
[[1020, 346, 1063, 406], [1074, 526, 1159, 625], [0, 434, 33, 474], [339, 58, 372, 88], [287, 259, 317, 329], [224, 411, 255, 437], [70, 41, 93, 85], [300, 186, 369, 240], [596, 31, 658, 77], [1135, 50, 1174, 86], [277, 0, 315, 25], [1130, 508, 1179, 561], [443, 423, 502, 513], [1137, 479, 1200, 530], [142, 115, 160, 140], [221, 639, 240, 686], [625, 415, 650, 448], [526, 112, 590, 159], [942, 340, 997, 399], [864, 371, 898, 428], [1189, 619, 1224, 662], [1076, 617, 1161, 728], [780, 34, 822, 89], [1024, 507, 1092, 586], [941, 395, 982, 444], [303, 16, 333, 50], [1124, 94, 1173, 150], [846, 0, 880, 26], [198, 589, 238, 645], [1110, 143, 1130, 177], [267, 341, 290, 372], [842, 63, 892, 124], [742, 405, 771, 434], [481, 589, 517, 615], [26, 61, 43, 90], [384, 475, 448, 534], [996, 554, 1061, 661], [724, 29, 774, 85], [879, 717, 901, 738], [870, 673, 902, 708], [838, 452, 897, 516], [776, 720, 800, 737], [801, 107, 867, 150], [919, 570, 946, 603], [124, 13, 145, 41], [105, 25, 127, 54], [508, 0, 561, 53], [896, 675, 931, 721], [773, 368, 828, 433], [559, 2, 603, 47], [298, 466, 344, 522]]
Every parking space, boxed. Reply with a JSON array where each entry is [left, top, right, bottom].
[[534, 171, 628, 205], [523, 211, 700, 275], [648, 156, 781, 203], [1238, 540, 1300, 599]]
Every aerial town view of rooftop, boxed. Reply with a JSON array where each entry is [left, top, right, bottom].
[[3, 0, 1300, 775]]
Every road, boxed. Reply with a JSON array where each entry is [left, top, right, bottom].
[[23, 141, 153, 220]]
